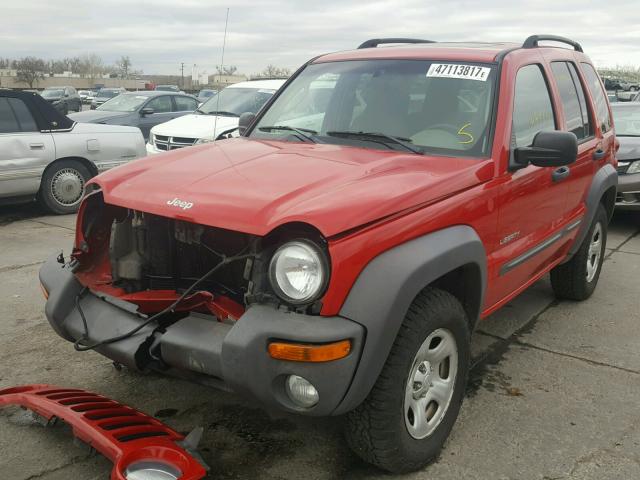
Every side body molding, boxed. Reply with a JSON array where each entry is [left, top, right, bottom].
[[334, 225, 487, 414], [566, 163, 617, 259]]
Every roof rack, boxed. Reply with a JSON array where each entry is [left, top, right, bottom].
[[522, 35, 583, 53], [358, 38, 436, 49]]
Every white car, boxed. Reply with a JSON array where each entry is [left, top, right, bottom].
[[0, 90, 146, 214], [146, 79, 285, 154]]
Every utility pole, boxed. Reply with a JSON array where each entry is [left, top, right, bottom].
[[180, 62, 185, 89]]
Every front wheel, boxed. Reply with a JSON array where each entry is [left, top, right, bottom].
[[550, 204, 608, 300], [344, 288, 470, 473], [38, 159, 92, 214]]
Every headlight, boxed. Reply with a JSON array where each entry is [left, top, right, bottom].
[[628, 160, 640, 174], [269, 240, 327, 304], [195, 138, 213, 144]]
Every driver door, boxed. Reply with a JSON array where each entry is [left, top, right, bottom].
[[138, 95, 175, 140]]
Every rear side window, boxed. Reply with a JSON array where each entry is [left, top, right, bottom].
[[0, 98, 21, 133], [512, 64, 556, 147], [146, 96, 172, 113], [550, 62, 591, 140], [8, 98, 38, 132], [173, 96, 198, 112], [580, 63, 612, 133]]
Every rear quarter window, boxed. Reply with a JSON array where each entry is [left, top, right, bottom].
[[580, 63, 612, 133]]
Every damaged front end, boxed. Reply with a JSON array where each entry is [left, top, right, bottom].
[[40, 190, 364, 415]]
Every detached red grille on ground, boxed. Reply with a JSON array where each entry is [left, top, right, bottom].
[[0, 384, 208, 480]]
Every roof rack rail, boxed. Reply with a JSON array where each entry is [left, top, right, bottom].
[[522, 35, 583, 53], [358, 38, 436, 49]]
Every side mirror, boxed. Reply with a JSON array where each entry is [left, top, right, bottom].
[[140, 107, 154, 116], [513, 131, 578, 169], [238, 112, 256, 135]]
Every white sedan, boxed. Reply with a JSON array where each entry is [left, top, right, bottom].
[[0, 90, 146, 214]]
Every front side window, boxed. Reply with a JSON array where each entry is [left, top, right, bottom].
[[250, 60, 497, 157], [550, 62, 591, 140], [173, 96, 198, 112], [512, 64, 556, 148], [198, 87, 275, 116], [146, 96, 172, 113], [581, 63, 612, 133]]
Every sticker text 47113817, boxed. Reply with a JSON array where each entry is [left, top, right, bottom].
[[427, 64, 491, 82]]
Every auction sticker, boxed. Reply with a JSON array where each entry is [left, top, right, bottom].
[[427, 63, 491, 81]]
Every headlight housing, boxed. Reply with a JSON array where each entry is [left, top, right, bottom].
[[269, 240, 328, 304], [195, 138, 213, 144], [628, 160, 640, 175]]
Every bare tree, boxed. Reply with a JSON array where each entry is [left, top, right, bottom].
[[79, 53, 104, 81], [256, 64, 291, 78], [116, 56, 132, 79], [15, 57, 46, 88], [216, 65, 238, 76]]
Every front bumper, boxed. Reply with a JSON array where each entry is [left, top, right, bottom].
[[616, 173, 640, 210], [40, 256, 364, 416]]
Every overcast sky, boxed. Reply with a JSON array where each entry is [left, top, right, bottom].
[[3, 0, 640, 76]]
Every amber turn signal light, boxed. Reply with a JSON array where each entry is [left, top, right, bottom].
[[268, 339, 351, 362], [40, 283, 49, 300]]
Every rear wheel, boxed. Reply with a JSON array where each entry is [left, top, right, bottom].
[[550, 204, 607, 300], [344, 288, 470, 473], [38, 159, 92, 214]]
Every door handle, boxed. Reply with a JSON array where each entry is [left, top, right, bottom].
[[552, 166, 571, 182], [593, 149, 606, 160], [29, 143, 45, 150]]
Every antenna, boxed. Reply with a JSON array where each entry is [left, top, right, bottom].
[[213, 8, 230, 142]]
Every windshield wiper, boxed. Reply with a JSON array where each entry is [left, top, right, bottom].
[[258, 125, 317, 143], [326, 131, 423, 154], [204, 110, 239, 117]]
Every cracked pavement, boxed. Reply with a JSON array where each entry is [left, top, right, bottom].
[[0, 203, 639, 479]]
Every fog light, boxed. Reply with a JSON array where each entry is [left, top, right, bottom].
[[285, 375, 319, 408], [124, 462, 181, 480]]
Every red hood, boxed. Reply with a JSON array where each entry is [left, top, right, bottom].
[[93, 138, 493, 237]]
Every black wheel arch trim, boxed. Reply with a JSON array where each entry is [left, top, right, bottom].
[[333, 225, 487, 415], [564, 163, 617, 261]]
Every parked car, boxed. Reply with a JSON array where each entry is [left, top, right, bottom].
[[607, 92, 619, 103], [78, 90, 91, 103], [85, 90, 98, 104], [155, 85, 180, 92], [196, 88, 217, 104], [69, 91, 198, 141], [39, 86, 82, 114], [91, 88, 126, 109], [611, 103, 640, 210], [604, 77, 624, 91], [146, 79, 285, 153], [39, 35, 617, 474], [0, 90, 146, 214]]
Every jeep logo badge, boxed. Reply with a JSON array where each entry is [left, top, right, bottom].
[[166, 197, 194, 210]]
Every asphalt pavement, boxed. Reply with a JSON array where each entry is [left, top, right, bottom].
[[0, 203, 638, 480]]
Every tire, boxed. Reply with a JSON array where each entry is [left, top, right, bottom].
[[550, 204, 607, 301], [344, 287, 470, 473], [38, 159, 92, 215]]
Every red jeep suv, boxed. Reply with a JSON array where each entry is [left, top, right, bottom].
[[40, 35, 617, 473]]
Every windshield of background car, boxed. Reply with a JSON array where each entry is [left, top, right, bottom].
[[250, 60, 497, 156], [612, 106, 640, 136], [41, 89, 64, 98], [97, 94, 148, 112], [198, 87, 275, 116]]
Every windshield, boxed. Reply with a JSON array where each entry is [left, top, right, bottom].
[[250, 60, 497, 156], [97, 94, 148, 112], [612, 106, 640, 136], [97, 90, 120, 99], [41, 89, 64, 98], [198, 87, 275, 116]]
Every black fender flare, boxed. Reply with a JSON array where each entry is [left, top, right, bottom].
[[566, 163, 617, 258], [333, 225, 487, 414]]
